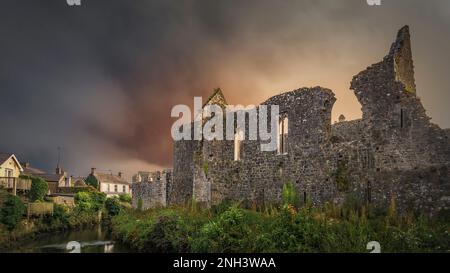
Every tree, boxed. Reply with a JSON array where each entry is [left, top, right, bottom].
[[90, 191, 106, 211], [105, 197, 121, 216], [1, 195, 26, 230], [74, 191, 106, 212], [85, 175, 98, 189], [29, 177, 49, 202], [119, 194, 132, 203], [74, 192, 93, 211]]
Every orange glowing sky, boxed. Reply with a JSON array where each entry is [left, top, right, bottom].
[[1, 0, 449, 178]]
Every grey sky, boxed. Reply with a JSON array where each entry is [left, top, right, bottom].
[[0, 0, 449, 177]]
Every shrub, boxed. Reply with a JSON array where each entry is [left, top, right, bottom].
[[105, 197, 122, 216], [52, 204, 69, 224], [109, 202, 450, 253], [282, 182, 299, 207], [74, 191, 106, 212], [119, 194, 132, 203], [211, 200, 234, 215], [144, 215, 190, 253], [74, 192, 93, 211], [90, 191, 106, 211], [29, 177, 49, 202], [1, 194, 26, 230], [333, 163, 350, 192], [192, 206, 253, 253]]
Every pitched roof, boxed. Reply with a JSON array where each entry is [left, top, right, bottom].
[[94, 172, 129, 185], [0, 153, 12, 163], [37, 173, 65, 183], [22, 166, 46, 176], [72, 177, 87, 187], [0, 153, 23, 172], [203, 88, 227, 108]]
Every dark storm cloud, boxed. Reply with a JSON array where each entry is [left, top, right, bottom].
[[0, 0, 449, 177]]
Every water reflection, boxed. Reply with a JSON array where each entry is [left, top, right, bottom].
[[6, 226, 130, 253]]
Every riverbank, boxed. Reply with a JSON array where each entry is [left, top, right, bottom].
[[3, 224, 132, 253], [0, 188, 128, 251], [110, 202, 450, 253], [0, 208, 101, 251]]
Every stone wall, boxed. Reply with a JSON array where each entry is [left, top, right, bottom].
[[170, 26, 450, 215], [131, 170, 172, 210]]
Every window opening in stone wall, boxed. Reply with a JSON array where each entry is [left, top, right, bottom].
[[367, 181, 372, 204], [234, 128, 244, 161], [400, 108, 407, 128], [278, 116, 288, 155], [303, 191, 307, 204]]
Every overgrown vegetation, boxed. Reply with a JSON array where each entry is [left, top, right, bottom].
[[74, 191, 106, 212], [0, 188, 130, 249], [1, 195, 26, 230], [28, 177, 48, 202], [105, 197, 122, 216], [119, 194, 132, 204], [85, 175, 98, 189], [282, 182, 299, 207], [332, 161, 350, 192], [110, 193, 450, 253]]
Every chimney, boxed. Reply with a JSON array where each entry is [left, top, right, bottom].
[[22, 162, 30, 168], [118, 172, 123, 178], [91, 167, 96, 175], [56, 166, 62, 175]]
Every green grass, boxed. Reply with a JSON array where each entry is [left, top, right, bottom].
[[110, 202, 450, 253]]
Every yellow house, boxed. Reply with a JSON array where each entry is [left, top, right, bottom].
[[0, 153, 25, 193], [0, 153, 23, 179]]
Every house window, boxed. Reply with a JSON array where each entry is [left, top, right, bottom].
[[114, 185, 118, 192], [278, 116, 288, 154], [367, 181, 372, 204], [5, 169, 13, 188], [234, 129, 244, 161], [107, 184, 110, 192], [123, 185, 126, 193]]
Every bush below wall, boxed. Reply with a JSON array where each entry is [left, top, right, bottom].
[[110, 202, 450, 253]]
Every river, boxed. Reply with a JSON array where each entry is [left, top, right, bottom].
[[5, 226, 131, 253]]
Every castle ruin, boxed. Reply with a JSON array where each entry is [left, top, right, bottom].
[[137, 26, 450, 215]]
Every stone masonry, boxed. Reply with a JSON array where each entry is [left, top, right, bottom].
[[169, 26, 450, 215], [131, 170, 172, 210]]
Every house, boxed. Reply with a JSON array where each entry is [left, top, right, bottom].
[[21, 162, 45, 176], [0, 153, 31, 194], [50, 177, 89, 207], [71, 177, 87, 187], [0, 153, 23, 180], [22, 163, 70, 194], [87, 168, 131, 197]]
